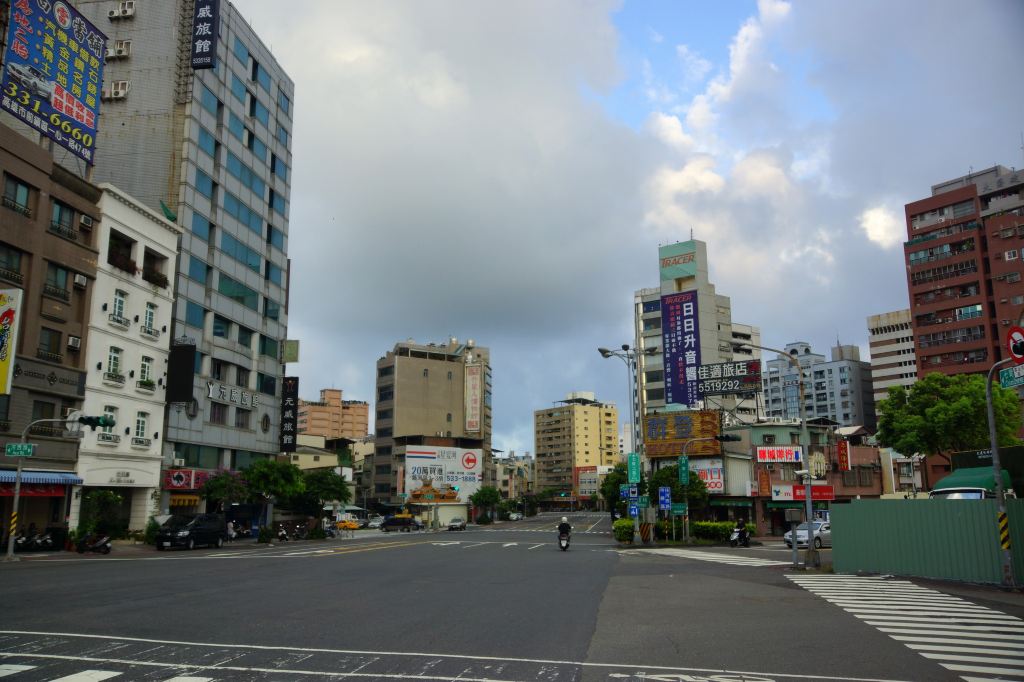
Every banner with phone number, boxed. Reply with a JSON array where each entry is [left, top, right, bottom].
[[1, 0, 106, 164]]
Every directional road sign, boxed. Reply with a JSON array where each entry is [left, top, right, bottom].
[[678, 455, 689, 485], [671, 502, 688, 516], [619, 483, 629, 500], [627, 452, 641, 484], [628, 503, 639, 518], [658, 486, 672, 511], [638, 495, 649, 507], [1001, 363, 1024, 390], [4, 443, 34, 457]]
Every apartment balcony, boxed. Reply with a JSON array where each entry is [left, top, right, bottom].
[[0, 267, 23, 285], [49, 221, 79, 242], [97, 432, 120, 445], [2, 196, 31, 217], [131, 436, 152, 448], [108, 313, 130, 329], [36, 349, 62, 363], [102, 371, 126, 386], [42, 283, 70, 302], [139, 325, 160, 340], [135, 380, 156, 394]]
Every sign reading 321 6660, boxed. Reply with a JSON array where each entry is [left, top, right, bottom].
[[1, 1, 107, 164]]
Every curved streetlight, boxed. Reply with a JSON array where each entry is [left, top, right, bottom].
[[732, 341, 816, 568], [598, 344, 657, 465]]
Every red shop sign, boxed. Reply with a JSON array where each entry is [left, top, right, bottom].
[[0, 483, 66, 497]]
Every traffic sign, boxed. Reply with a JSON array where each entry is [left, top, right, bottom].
[[4, 443, 34, 457], [678, 455, 689, 485], [628, 484, 638, 499], [658, 486, 671, 510], [1009, 326, 1024, 365], [627, 452, 640, 483], [1001, 363, 1024, 389], [671, 502, 688, 516], [628, 503, 639, 518], [619, 483, 629, 500], [638, 495, 649, 507]]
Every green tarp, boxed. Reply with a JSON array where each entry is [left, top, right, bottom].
[[932, 467, 1012, 492]]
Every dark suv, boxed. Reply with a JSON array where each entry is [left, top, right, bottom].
[[156, 513, 227, 550], [381, 516, 422, 532]]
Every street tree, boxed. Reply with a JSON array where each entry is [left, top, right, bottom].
[[243, 459, 305, 526], [599, 462, 648, 518], [300, 468, 352, 520], [470, 486, 502, 521], [200, 469, 250, 512], [647, 464, 708, 511], [877, 373, 1023, 456]]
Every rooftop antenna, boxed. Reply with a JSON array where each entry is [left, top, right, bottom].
[[690, 227, 694, 240]]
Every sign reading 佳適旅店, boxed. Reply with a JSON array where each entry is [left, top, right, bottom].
[[661, 291, 701, 406], [696, 360, 762, 397], [190, 0, 220, 70], [1, 0, 106, 164]]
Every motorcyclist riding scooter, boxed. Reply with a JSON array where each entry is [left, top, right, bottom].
[[729, 519, 750, 548], [557, 516, 572, 551]]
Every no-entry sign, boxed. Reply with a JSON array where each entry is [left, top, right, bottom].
[[1008, 326, 1024, 365]]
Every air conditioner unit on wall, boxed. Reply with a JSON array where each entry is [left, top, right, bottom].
[[79, 215, 93, 228], [67, 336, 81, 350], [172, 458, 185, 467], [108, 9, 119, 19], [73, 273, 87, 288]]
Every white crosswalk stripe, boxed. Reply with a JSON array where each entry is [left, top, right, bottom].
[[48, 672, 122, 681], [790, 574, 1024, 681], [0, 665, 34, 678], [620, 547, 790, 566], [480, 527, 606, 534], [0, 667, 214, 681]]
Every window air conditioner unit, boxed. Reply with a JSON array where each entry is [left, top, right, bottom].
[[172, 458, 185, 467], [121, 7, 135, 17], [67, 336, 81, 350], [105, 47, 117, 59], [108, 9, 119, 18], [111, 81, 130, 98], [116, 48, 127, 56], [79, 215, 93, 228], [1003, 320, 1011, 326], [73, 273, 87, 288]]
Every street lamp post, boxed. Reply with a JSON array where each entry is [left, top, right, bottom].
[[733, 342, 815, 567]]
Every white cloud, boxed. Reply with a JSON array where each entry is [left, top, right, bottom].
[[859, 205, 905, 249], [675, 44, 712, 85], [645, 112, 694, 154]]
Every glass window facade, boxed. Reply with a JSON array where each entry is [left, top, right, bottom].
[[226, 152, 265, 196], [268, 226, 284, 251], [222, 232, 261, 272], [198, 126, 217, 157], [199, 84, 219, 115], [231, 74, 247, 103], [196, 169, 214, 198], [188, 256, 208, 284], [278, 90, 290, 116], [223, 192, 262, 234], [259, 335, 278, 358], [232, 37, 249, 64], [266, 262, 283, 286], [191, 212, 211, 241], [185, 300, 205, 328], [218, 273, 258, 310]]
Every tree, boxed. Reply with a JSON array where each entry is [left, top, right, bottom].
[[298, 469, 352, 519], [79, 490, 124, 535], [470, 486, 502, 520], [200, 470, 250, 511], [877, 373, 1022, 456], [647, 464, 708, 510], [599, 462, 649, 517], [243, 459, 305, 525]]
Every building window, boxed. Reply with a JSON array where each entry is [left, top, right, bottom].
[[258, 373, 277, 395], [184, 300, 206, 329], [102, 406, 116, 434], [218, 274, 259, 310], [31, 401, 55, 421], [235, 408, 251, 429], [44, 263, 69, 300], [250, 96, 270, 127], [762, 434, 776, 445], [231, 74, 247, 103], [223, 191, 262, 234], [253, 61, 271, 91], [211, 359, 226, 381], [112, 289, 126, 319], [210, 403, 227, 425], [278, 90, 290, 116], [51, 199, 74, 231], [269, 189, 286, 215], [39, 328, 61, 355], [259, 335, 278, 358], [267, 226, 285, 250], [422, 369, 428, 377], [266, 262, 283, 286], [199, 84, 219, 115], [140, 356, 153, 382], [232, 36, 249, 64], [446, 413, 452, 423], [213, 315, 230, 338], [0, 244, 22, 280], [3, 174, 31, 215], [236, 367, 250, 388], [1006, 250, 1019, 261], [144, 302, 156, 330], [135, 412, 148, 439], [221, 232, 262, 272], [198, 126, 217, 157], [276, 124, 288, 147], [264, 299, 280, 320], [237, 326, 253, 348], [191, 212, 212, 241], [108, 346, 122, 374]]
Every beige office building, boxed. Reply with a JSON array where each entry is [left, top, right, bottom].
[[867, 309, 917, 408], [368, 338, 492, 509], [534, 392, 619, 497], [298, 388, 369, 439]]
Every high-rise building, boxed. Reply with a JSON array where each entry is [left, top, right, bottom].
[[866, 309, 917, 409], [67, 1, 295, 504], [904, 165, 1024, 376], [298, 388, 369, 440], [368, 338, 492, 512], [533, 392, 618, 497], [761, 341, 877, 429]]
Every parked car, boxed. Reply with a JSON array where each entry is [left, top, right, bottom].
[[784, 521, 832, 549], [367, 516, 385, 529], [336, 520, 360, 530], [507, 512, 523, 521], [156, 513, 226, 550], [448, 517, 467, 531], [381, 516, 419, 532]]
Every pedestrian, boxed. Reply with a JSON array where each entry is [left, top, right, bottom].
[[227, 520, 236, 542]]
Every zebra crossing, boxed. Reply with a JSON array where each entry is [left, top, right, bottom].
[[621, 547, 790, 566], [789, 574, 1024, 681], [480, 526, 607, 534], [0, 666, 213, 680]]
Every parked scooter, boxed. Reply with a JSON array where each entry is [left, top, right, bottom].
[[276, 526, 290, 542], [29, 531, 54, 551], [729, 527, 750, 548], [76, 533, 112, 554], [558, 532, 570, 551]]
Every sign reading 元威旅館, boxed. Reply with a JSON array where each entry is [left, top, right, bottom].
[[1, 0, 106, 164], [190, 0, 220, 70], [405, 446, 482, 504], [280, 376, 299, 452], [661, 290, 701, 406], [0, 289, 23, 395]]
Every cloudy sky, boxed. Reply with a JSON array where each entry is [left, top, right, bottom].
[[239, 0, 1024, 453]]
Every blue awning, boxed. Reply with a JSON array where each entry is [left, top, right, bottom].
[[0, 470, 82, 485]]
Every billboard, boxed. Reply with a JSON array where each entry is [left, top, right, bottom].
[[280, 376, 298, 452], [756, 445, 803, 463], [690, 457, 724, 494], [659, 241, 698, 281], [696, 360, 762, 397], [661, 291, 701, 406], [0, 289, 22, 395], [643, 411, 721, 458], [464, 363, 482, 432], [405, 446, 482, 504], [190, 0, 220, 70], [1, 0, 106, 164]]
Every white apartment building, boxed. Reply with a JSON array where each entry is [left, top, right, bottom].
[[71, 184, 181, 529], [867, 309, 917, 408]]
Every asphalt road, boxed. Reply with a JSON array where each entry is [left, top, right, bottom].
[[1, 511, 1021, 681]]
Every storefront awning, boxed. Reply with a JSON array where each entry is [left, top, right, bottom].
[[709, 499, 753, 507], [170, 494, 201, 506], [0, 470, 82, 485]]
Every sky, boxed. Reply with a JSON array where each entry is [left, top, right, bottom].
[[238, 0, 1024, 454]]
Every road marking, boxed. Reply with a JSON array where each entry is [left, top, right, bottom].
[[528, 544, 544, 550], [431, 542, 461, 546], [790, 575, 1024, 680], [462, 543, 488, 549], [49, 671, 122, 681], [622, 548, 789, 567], [0, 631, 910, 682], [0, 665, 34, 678], [502, 543, 518, 547]]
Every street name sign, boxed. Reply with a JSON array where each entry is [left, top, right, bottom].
[[619, 483, 629, 499], [638, 495, 649, 507], [627, 452, 640, 483], [1000, 363, 1024, 389], [671, 502, 688, 515], [678, 455, 689, 484], [4, 443, 33, 457]]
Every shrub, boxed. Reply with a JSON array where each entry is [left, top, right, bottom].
[[655, 519, 682, 540], [144, 518, 160, 545], [691, 521, 735, 541], [257, 526, 273, 543], [613, 518, 636, 543], [308, 526, 326, 540], [476, 513, 493, 525]]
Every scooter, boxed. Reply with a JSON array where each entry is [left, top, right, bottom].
[[30, 532, 53, 551], [729, 528, 750, 548], [76, 533, 112, 554], [558, 532, 570, 551], [276, 526, 290, 541]]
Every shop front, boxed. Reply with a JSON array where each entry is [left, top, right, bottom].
[[70, 453, 162, 530], [161, 468, 212, 516], [0, 469, 81, 546], [762, 500, 830, 536]]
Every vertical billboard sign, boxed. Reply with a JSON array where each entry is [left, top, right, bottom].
[[1, 0, 106, 164], [837, 440, 851, 471], [190, 0, 220, 70], [464, 363, 482, 432], [280, 376, 298, 452], [661, 291, 701, 406], [0, 289, 22, 395]]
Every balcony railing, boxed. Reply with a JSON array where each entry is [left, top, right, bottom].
[[49, 221, 79, 242], [141, 268, 169, 288], [0, 267, 23, 285], [96, 432, 120, 444], [136, 380, 156, 393], [103, 371, 126, 385], [42, 283, 70, 301], [131, 436, 152, 448], [36, 349, 62, 363], [108, 313, 130, 328], [2, 196, 31, 217], [107, 252, 137, 275], [29, 424, 65, 438], [139, 325, 159, 339]]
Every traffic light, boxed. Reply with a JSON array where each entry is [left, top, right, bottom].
[[560, 492, 566, 497], [452, 485, 460, 492], [79, 415, 115, 430]]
